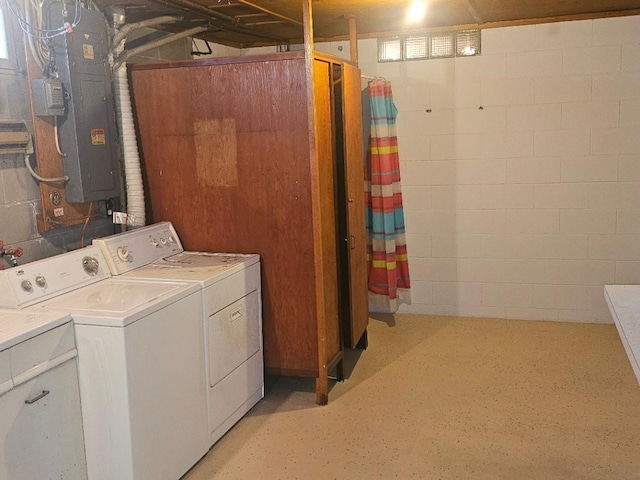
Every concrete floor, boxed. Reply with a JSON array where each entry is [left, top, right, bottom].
[[184, 314, 640, 480]]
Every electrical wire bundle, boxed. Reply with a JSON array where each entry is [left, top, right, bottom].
[[6, 0, 83, 70]]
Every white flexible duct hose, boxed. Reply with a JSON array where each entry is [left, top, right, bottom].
[[113, 64, 145, 227], [110, 17, 204, 228], [112, 26, 207, 70], [110, 16, 181, 54]]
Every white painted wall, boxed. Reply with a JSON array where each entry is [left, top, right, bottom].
[[203, 17, 640, 324], [346, 16, 640, 323]]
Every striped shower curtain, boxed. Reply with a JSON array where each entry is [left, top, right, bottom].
[[365, 80, 411, 313]]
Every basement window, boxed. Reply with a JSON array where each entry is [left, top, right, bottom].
[[404, 35, 428, 60], [377, 29, 481, 62], [0, 0, 15, 73], [456, 29, 481, 56], [0, 6, 8, 60], [378, 37, 403, 62], [429, 32, 455, 58]]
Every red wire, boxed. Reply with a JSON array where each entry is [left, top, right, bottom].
[[80, 203, 94, 248]]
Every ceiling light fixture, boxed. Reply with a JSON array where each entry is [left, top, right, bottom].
[[407, 0, 427, 23]]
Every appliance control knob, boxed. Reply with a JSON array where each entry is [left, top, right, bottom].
[[117, 247, 130, 262], [150, 238, 159, 247], [168, 235, 175, 244], [160, 238, 167, 246], [21, 280, 33, 292], [82, 256, 100, 276], [35, 275, 46, 288]]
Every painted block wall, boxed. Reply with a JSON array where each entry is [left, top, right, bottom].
[[349, 16, 640, 323]]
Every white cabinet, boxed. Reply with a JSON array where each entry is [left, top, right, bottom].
[[0, 323, 87, 480]]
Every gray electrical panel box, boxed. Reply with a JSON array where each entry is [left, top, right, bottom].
[[31, 78, 65, 116], [48, 3, 121, 203]]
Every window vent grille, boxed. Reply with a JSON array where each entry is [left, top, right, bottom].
[[376, 29, 481, 63]]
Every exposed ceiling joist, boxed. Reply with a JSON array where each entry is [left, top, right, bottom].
[[462, 0, 484, 24], [93, 0, 640, 49]]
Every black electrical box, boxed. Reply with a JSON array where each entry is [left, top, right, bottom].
[[48, 3, 121, 203]]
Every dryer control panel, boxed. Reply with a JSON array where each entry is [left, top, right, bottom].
[[92, 222, 184, 275]]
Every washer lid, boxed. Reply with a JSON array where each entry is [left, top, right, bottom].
[[0, 309, 72, 351], [41, 278, 200, 327]]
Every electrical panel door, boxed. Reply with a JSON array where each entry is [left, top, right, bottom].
[[48, 4, 120, 203]]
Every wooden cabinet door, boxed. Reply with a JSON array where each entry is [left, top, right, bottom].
[[342, 62, 369, 348]]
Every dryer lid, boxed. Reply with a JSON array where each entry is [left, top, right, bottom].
[[122, 252, 259, 286]]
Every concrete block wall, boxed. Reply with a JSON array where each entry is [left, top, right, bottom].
[[349, 16, 640, 323]]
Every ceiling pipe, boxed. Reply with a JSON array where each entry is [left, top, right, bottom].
[[111, 15, 182, 52], [112, 25, 208, 70]]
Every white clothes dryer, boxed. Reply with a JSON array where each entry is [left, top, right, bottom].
[[93, 222, 264, 446]]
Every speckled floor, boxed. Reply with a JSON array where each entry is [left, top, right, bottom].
[[183, 314, 640, 480]]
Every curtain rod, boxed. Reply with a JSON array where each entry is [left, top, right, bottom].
[[361, 74, 386, 80]]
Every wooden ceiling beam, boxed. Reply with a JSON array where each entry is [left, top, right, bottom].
[[348, 15, 358, 64], [462, 0, 483, 24], [236, 0, 303, 26]]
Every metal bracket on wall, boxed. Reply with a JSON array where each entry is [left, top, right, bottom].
[[0, 121, 30, 153]]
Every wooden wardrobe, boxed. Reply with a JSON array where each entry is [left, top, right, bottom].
[[130, 51, 368, 404]]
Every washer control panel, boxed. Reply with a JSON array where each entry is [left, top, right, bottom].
[[0, 246, 109, 308], [92, 222, 184, 275]]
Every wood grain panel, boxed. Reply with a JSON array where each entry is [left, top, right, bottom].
[[312, 58, 341, 372], [131, 56, 320, 376], [194, 119, 238, 187], [342, 62, 369, 348]]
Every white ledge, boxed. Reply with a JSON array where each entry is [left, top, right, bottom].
[[604, 285, 640, 386]]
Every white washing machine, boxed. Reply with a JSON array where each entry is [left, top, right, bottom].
[[93, 222, 264, 446], [0, 246, 209, 480]]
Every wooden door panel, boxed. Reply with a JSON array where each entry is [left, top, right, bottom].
[[312, 59, 341, 367], [342, 62, 369, 348]]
